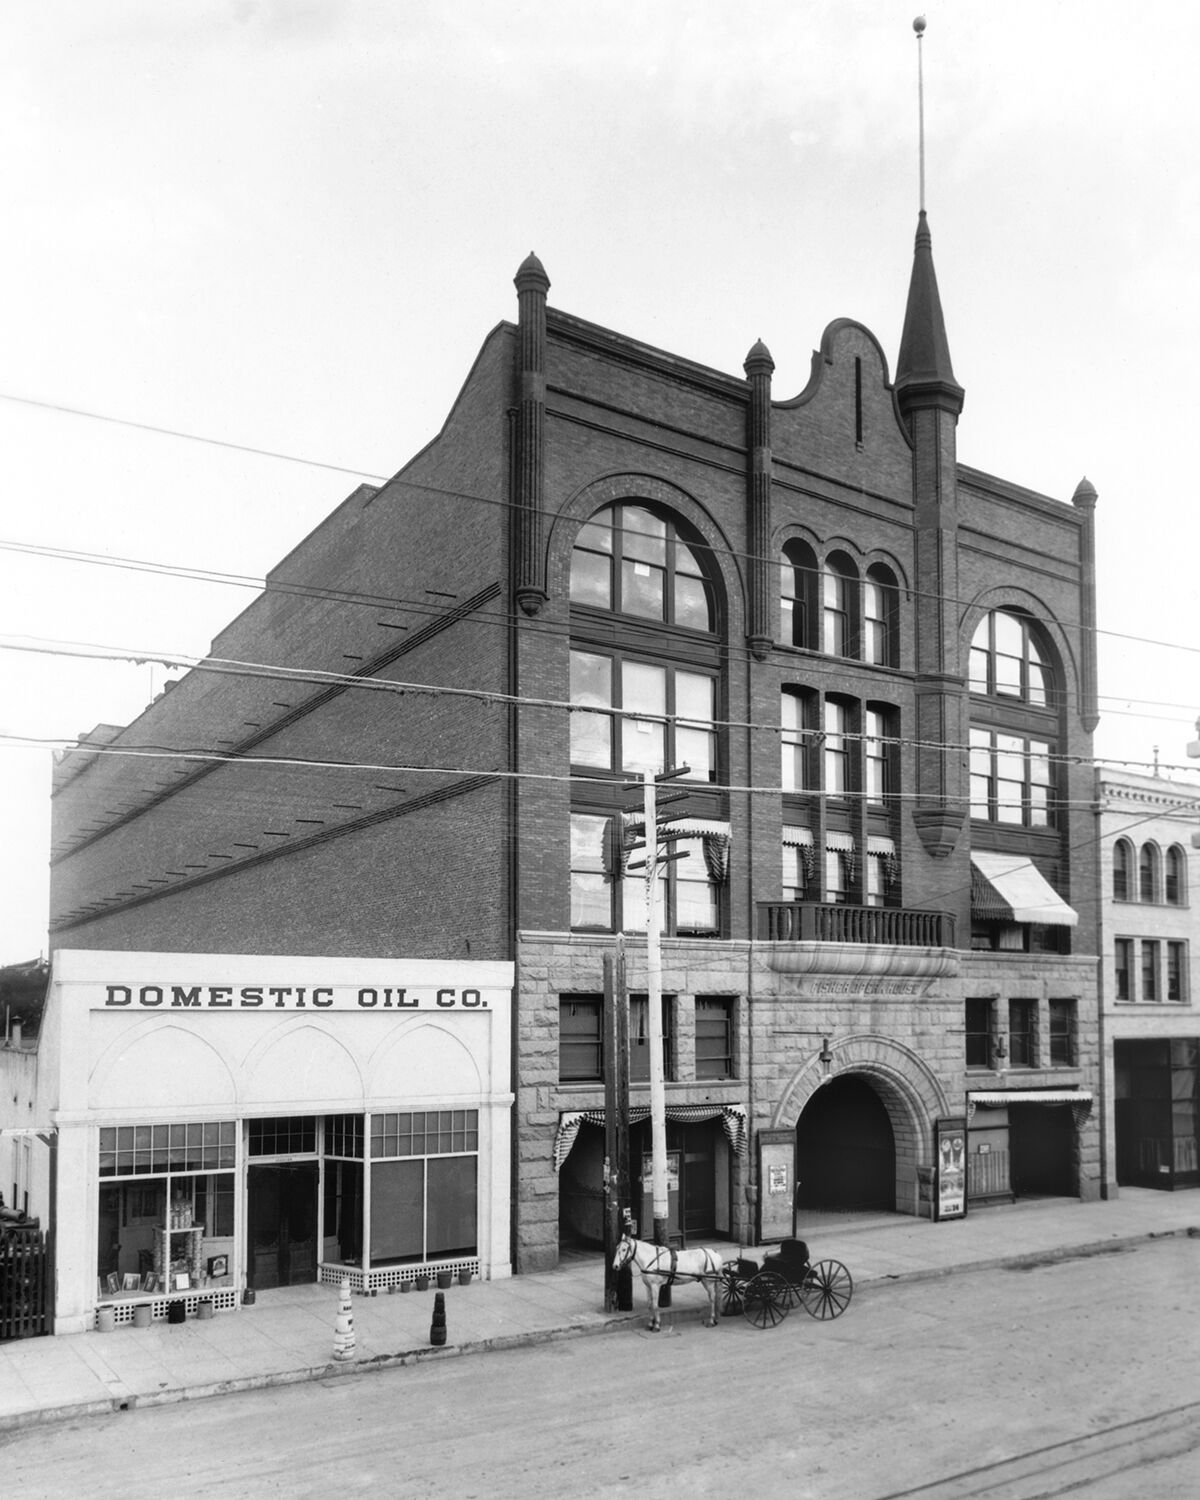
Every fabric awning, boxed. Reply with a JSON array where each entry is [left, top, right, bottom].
[[554, 1104, 747, 1171], [970, 851, 1078, 927], [782, 826, 814, 847], [968, 1090, 1093, 1125]]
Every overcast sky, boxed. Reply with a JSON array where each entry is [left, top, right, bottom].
[[3, 0, 1198, 960]]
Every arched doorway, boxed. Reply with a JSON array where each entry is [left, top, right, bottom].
[[795, 1076, 895, 1212]]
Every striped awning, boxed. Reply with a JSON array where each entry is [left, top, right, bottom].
[[968, 1090, 1093, 1127], [970, 852, 1078, 927], [554, 1104, 747, 1171]]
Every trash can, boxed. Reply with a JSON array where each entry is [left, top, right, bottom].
[[133, 1303, 152, 1329], [167, 1300, 187, 1325]]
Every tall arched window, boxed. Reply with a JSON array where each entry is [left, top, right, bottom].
[[1139, 843, 1160, 903], [570, 504, 714, 630], [1113, 838, 1133, 901], [1165, 845, 1187, 906], [969, 611, 1052, 704], [780, 540, 818, 649]]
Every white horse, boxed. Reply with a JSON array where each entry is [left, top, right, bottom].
[[612, 1231, 723, 1332]]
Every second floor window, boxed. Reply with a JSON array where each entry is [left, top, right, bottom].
[[1009, 999, 1038, 1067], [965, 998, 995, 1069], [695, 997, 735, 1080], [570, 813, 721, 937], [1048, 1000, 1076, 1067], [570, 651, 716, 782]]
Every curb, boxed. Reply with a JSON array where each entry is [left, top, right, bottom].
[[2, 1228, 1194, 1435]]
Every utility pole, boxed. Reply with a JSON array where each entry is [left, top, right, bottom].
[[625, 766, 691, 1248], [1189, 717, 1200, 848], [603, 938, 631, 1311]]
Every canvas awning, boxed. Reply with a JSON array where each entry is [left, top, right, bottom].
[[968, 1090, 1093, 1125], [970, 851, 1078, 927], [554, 1104, 747, 1171]]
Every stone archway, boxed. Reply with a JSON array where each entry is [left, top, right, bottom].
[[772, 1034, 950, 1216]]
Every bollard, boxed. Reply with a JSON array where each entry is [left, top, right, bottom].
[[332, 1277, 356, 1362], [430, 1290, 447, 1347]]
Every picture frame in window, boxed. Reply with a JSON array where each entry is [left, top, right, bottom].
[[174, 1272, 190, 1292], [142, 1272, 160, 1294], [105, 1273, 120, 1295], [207, 1254, 229, 1280], [122, 1273, 141, 1292]]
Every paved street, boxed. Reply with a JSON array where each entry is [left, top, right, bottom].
[[2, 1236, 1196, 1499]]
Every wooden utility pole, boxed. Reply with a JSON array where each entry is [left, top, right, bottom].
[[603, 941, 632, 1311]]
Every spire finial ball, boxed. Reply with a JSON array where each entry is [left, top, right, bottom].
[[913, 16, 926, 34]]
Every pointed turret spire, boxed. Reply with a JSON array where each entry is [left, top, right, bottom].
[[895, 210, 963, 416]]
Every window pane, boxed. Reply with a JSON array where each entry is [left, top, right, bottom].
[[621, 507, 667, 562], [621, 559, 666, 619], [369, 1159, 424, 1263], [570, 548, 610, 608], [426, 1156, 477, 1257], [622, 661, 667, 773], [674, 572, 709, 630], [569, 651, 612, 766]]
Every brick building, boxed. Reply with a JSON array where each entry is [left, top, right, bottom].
[[38, 214, 1102, 1310]]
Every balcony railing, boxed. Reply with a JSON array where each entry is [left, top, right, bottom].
[[757, 902, 956, 948]]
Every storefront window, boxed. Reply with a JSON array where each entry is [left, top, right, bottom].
[[366, 1111, 479, 1266]]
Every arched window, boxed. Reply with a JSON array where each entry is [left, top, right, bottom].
[[1139, 843, 1160, 903], [1112, 838, 1133, 902], [780, 540, 818, 649], [969, 611, 1052, 704], [822, 553, 857, 657], [570, 503, 714, 631], [1165, 845, 1186, 905], [864, 564, 899, 668]]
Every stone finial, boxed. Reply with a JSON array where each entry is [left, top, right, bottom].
[[514, 251, 550, 294]]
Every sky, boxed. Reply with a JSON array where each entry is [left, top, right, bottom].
[[2, 0, 1199, 960]]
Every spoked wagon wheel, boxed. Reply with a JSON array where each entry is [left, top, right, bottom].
[[798, 1259, 853, 1320], [718, 1267, 744, 1317], [742, 1270, 790, 1329]]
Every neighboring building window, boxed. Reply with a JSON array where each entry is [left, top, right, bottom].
[[1009, 1000, 1038, 1067], [1165, 845, 1186, 905], [969, 610, 1051, 704], [965, 998, 995, 1068], [1114, 938, 1133, 1001], [863, 564, 899, 667], [1139, 843, 1160, 903], [1141, 940, 1159, 1001], [695, 997, 735, 1080], [570, 504, 713, 631], [822, 554, 856, 657], [1167, 942, 1187, 1002], [780, 541, 818, 648], [1112, 839, 1132, 901], [1048, 1000, 1077, 1066], [559, 997, 603, 1081], [629, 996, 674, 1083], [969, 729, 1053, 826], [569, 650, 717, 782]]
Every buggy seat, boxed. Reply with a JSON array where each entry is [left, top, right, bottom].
[[762, 1238, 811, 1280]]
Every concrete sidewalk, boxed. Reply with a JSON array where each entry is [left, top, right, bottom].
[[2, 1187, 1197, 1432]]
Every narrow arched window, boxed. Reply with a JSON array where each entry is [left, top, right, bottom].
[[1139, 843, 1160, 903], [1112, 839, 1132, 902], [864, 564, 899, 667], [822, 553, 857, 658], [1165, 845, 1186, 905], [780, 541, 818, 649]]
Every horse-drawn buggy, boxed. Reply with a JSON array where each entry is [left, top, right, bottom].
[[613, 1230, 853, 1332]]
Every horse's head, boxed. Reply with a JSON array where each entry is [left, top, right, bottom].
[[612, 1233, 635, 1272]]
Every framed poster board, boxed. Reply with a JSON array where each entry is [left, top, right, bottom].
[[935, 1115, 967, 1221], [757, 1129, 795, 1243]]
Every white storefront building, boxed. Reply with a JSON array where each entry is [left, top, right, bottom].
[[32, 950, 513, 1334]]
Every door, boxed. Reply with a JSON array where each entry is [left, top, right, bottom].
[[247, 1164, 318, 1290], [1009, 1104, 1075, 1197], [675, 1120, 719, 1239], [795, 1075, 895, 1212]]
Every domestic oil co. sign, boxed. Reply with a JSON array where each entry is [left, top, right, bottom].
[[100, 983, 493, 1010]]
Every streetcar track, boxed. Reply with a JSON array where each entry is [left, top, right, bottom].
[[870, 1401, 1200, 1499]]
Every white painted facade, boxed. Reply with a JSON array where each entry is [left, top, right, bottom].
[[39, 950, 514, 1333]]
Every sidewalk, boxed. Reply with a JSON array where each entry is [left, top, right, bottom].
[[2, 1188, 1197, 1432]]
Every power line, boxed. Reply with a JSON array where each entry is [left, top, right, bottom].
[[3, 394, 1198, 662]]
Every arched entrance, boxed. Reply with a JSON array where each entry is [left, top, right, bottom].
[[795, 1076, 895, 1212]]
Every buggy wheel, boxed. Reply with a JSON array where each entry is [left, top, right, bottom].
[[719, 1268, 744, 1317], [798, 1259, 853, 1320], [742, 1270, 789, 1329]]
